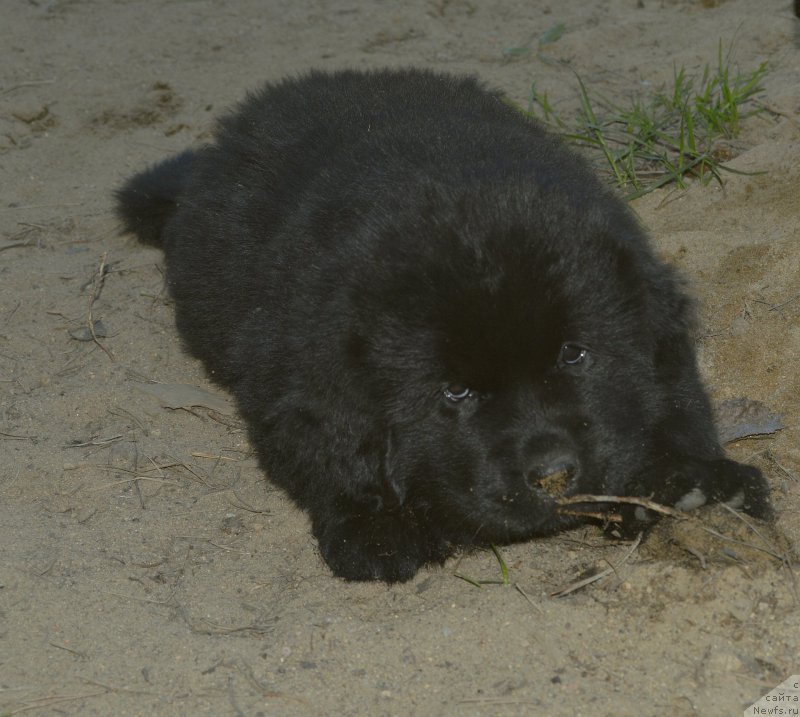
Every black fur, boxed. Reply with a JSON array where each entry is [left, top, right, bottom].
[[116, 150, 196, 246], [116, 68, 770, 582]]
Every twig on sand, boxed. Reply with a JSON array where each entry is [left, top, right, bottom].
[[556, 494, 686, 519], [86, 251, 115, 361], [551, 532, 643, 597], [0, 78, 56, 96]]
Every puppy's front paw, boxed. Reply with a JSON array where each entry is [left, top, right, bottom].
[[620, 457, 772, 532], [314, 512, 450, 583], [669, 458, 771, 520]]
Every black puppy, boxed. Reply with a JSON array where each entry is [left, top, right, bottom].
[[117, 68, 770, 582]]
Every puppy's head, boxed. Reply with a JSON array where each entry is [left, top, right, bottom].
[[347, 188, 677, 544]]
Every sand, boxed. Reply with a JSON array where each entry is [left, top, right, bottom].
[[1, 1, 798, 715]]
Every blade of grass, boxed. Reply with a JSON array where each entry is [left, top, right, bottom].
[[490, 544, 510, 586], [574, 74, 628, 188]]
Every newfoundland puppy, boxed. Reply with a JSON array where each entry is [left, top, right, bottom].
[[116, 68, 770, 582]]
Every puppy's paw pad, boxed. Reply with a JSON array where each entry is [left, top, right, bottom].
[[674, 488, 707, 512], [723, 490, 745, 510]]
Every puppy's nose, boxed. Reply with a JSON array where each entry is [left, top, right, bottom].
[[526, 451, 576, 497]]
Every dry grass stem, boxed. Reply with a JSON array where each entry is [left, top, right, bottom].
[[551, 532, 643, 597]]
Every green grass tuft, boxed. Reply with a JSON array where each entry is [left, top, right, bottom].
[[454, 544, 511, 588], [527, 42, 769, 198]]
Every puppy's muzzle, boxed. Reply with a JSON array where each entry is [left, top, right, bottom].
[[526, 449, 578, 498]]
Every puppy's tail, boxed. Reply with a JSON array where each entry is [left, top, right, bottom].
[[114, 149, 196, 246]]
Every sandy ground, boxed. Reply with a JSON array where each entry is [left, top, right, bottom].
[[1, 1, 799, 715]]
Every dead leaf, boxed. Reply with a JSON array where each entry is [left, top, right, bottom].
[[715, 398, 785, 444], [137, 382, 234, 414]]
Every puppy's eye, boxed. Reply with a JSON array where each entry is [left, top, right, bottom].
[[559, 343, 587, 366], [444, 384, 471, 402]]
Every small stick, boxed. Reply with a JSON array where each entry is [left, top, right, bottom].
[[559, 509, 623, 522], [10, 690, 108, 715], [0, 240, 31, 252], [513, 583, 544, 612], [556, 494, 686, 519], [551, 532, 643, 597], [86, 476, 179, 492], [87, 251, 114, 361], [0, 78, 56, 96]]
